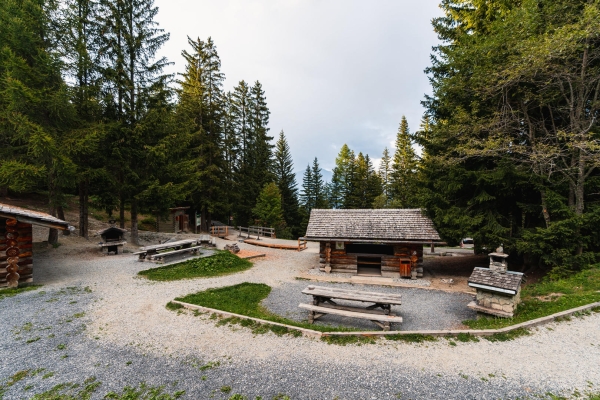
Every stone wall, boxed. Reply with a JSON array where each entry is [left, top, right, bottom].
[[476, 287, 521, 314]]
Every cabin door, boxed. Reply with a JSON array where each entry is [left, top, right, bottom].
[[357, 256, 382, 276]]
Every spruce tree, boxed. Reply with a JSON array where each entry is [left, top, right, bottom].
[[98, 0, 170, 244], [273, 130, 301, 236], [378, 147, 392, 202], [329, 144, 355, 208], [300, 164, 314, 211], [390, 116, 419, 208], [311, 158, 328, 209]]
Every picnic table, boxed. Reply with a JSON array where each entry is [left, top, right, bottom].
[[133, 239, 202, 263], [299, 285, 403, 331]]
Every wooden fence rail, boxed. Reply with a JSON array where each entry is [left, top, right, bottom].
[[238, 225, 275, 239]]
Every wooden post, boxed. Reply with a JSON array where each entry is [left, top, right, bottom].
[[5, 218, 20, 288], [430, 241, 435, 253], [325, 242, 332, 273]]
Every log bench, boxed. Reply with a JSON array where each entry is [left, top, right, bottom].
[[133, 239, 200, 262], [299, 285, 403, 331], [298, 303, 403, 331]]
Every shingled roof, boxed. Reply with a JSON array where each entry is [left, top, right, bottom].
[[468, 267, 523, 295], [0, 203, 69, 230], [304, 209, 441, 243]]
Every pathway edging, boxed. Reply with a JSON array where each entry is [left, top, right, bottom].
[[171, 299, 600, 340]]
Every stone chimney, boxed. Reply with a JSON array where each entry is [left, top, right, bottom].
[[488, 248, 509, 274]]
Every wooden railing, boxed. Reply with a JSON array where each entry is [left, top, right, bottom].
[[238, 225, 275, 239], [210, 225, 229, 237], [297, 238, 308, 251]]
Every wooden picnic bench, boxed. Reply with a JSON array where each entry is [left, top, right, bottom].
[[133, 239, 201, 262], [299, 285, 403, 331]]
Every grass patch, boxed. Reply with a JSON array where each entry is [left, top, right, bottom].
[[138, 251, 253, 281], [485, 328, 530, 342], [0, 285, 41, 301], [455, 333, 480, 343], [174, 282, 360, 334], [384, 333, 438, 343], [464, 265, 600, 330], [165, 302, 183, 311], [321, 335, 377, 346]]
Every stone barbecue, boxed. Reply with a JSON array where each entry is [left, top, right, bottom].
[[467, 251, 523, 318]]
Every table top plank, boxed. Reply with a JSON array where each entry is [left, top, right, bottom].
[[140, 239, 198, 252], [302, 285, 402, 305]]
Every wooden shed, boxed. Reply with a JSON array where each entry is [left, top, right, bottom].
[[156, 207, 190, 233], [0, 203, 69, 288], [303, 209, 442, 278]]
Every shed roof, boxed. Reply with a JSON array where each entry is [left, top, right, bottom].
[[304, 209, 441, 243], [98, 226, 127, 236], [468, 267, 523, 294], [0, 203, 69, 230]]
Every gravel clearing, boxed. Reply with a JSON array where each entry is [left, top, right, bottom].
[[1, 235, 599, 399], [305, 268, 432, 286], [262, 281, 476, 330]]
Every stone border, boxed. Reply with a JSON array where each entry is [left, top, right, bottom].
[[172, 300, 600, 340]]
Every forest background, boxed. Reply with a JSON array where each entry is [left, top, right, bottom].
[[0, 0, 598, 277]]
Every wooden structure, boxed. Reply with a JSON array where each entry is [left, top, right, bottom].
[[238, 226, 275, 239], [243, 238, 308, 251], [133, 239, 202, 263], [303, 209, 442, 278], [467, 251, 523, 318], [156, 207, 190, 233], [98, 226, 127, 254], [0, 203, 69, 287], [210, 225, 229, 238], [299, 285, 403, 331]]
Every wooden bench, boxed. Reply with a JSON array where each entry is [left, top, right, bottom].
[[298, 303, 403, 331], [148, 245, 203, 263], [134, 239, 200, 262], [299, 285, 403, 331]]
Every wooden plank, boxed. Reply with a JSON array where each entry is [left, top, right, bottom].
[[139, 239, 197, 251], [299, 303, 403, 323], [313, 302, 396, 316], [302, 285, 402, 304], [149, 245, 203, 259]]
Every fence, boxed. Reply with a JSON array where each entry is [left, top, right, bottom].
[[238, 226, 275, 239], [210, 225, 229, 237]]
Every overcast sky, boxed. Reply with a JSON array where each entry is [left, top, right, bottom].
[[154, 0, 443, 180]]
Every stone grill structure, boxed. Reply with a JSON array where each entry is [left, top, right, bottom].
[[467, 262, 524, 318], [303, 209, 443, 279]]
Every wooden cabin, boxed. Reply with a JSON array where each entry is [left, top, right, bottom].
[[303, 209, 442, 278], [156, 207, 190, 233], [0, 203, 69, 288]]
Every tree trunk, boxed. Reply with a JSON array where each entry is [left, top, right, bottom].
[[57, 206, 69, 236], [119, 194, 125, 229], [540, 190, 551, 228], [200, 206, 207, 233], [78, 180, 89, 239], [130, 199, 139, 246], [48, 202, 58, 245], [0, 186, 7, 197]]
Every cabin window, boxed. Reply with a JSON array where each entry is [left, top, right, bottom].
[[346, 243, 394, 255]]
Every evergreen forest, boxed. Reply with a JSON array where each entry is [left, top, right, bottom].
[[1, 0, 599, 276]]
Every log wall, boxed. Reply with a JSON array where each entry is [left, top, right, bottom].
[[318, 241, 424, 274], [0, 218, 34, 287]]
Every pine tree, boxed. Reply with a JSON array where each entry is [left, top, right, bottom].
[[300, 164, 314, 211], [378, 147, 392, 202], [329, 144, 355, 208], [98, 0, 170, 244], [273, 130, 301, 236], [0, 0, 77, 244], [311, 158, 328, 209], [390, 116, 419, 208], [252, 182, 284, 230]]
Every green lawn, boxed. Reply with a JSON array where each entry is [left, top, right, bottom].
[[464, 265, 600, 330], [137, 251, 253, 281], [173, 282, 358, 333]]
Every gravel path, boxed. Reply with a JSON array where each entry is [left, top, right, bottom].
[[262, 281, 476, 330], [1, 236, 599, 399]]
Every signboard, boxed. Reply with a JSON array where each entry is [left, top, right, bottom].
[[336, 241, 344, 250]]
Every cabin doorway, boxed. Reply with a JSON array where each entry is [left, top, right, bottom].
[[357, 256, 382, 276]]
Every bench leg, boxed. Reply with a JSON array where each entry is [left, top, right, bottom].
[[371, 320, 391, 331]]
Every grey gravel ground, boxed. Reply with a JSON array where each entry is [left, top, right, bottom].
[[1, 235, 599, 399], [262, 281, 476, 331]]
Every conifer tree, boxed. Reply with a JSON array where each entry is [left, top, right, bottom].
[[390, 116, 419, 208], [301, 158, 327, 211], [273, 131, 301, 235], [301, 164, 314, 211], [378, 147, 392, 202], [252, 182, 284, 231], [98, 0, 170, 244], [329, 144, 355, 208]]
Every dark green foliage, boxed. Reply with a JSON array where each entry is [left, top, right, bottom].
[[137, 251, 253, 281], [484, 328, 530, 343], [252, 183, 285, 234], [273, 131, 301, 237], [321, 335, 377, 346], [390, 116, 419, 208], [301, 158, 327, 212], [420, 0, 600, 272]]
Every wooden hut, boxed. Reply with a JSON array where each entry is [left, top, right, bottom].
[[303, 209, 442, 278], [156, 207, 190, 233], [0, 203, 69, 288]]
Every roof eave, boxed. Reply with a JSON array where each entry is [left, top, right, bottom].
[[302, 237, 445, 244]]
